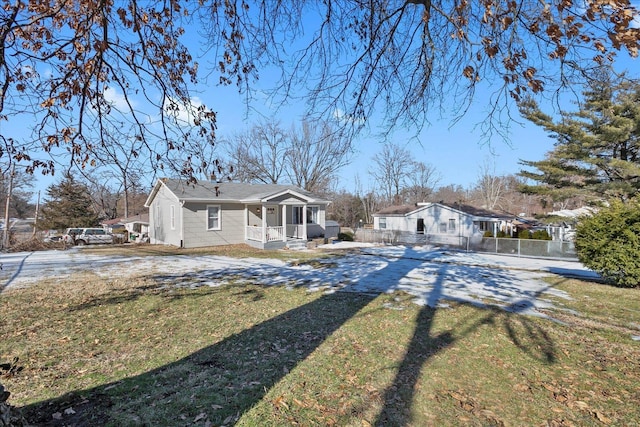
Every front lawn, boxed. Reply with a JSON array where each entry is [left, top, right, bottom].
[[1, 261, 639, 426]]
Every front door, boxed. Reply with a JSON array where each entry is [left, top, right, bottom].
[[417, 218, 425, 234], [266, 206, 278, 226]]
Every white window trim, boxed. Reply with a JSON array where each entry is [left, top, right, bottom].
[[379, 217, 387, 229], [207, 205, 221, 231], [170, 205, 176, 230]]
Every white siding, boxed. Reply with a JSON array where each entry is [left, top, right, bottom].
[[148, 184, 181, 246], [374, 205, 481, 238]]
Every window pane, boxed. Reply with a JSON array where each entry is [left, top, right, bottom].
[[307, 206, 318, 224], [293, 207, 303, 225], [208, 206, 220, 229], [439, 222, 447, 233], [449, 219, 456, 232]]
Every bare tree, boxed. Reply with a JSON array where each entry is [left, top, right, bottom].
[[403, 161, 441, 204], [224, 119, 352, 192], [0, 168, 33, 219], [475, 157, 504, 210], [0, 1, 216, 181], [431, 184, 470, 205], [287, 121, 352, 193], [225, 121, 289, 184], [326, 190, 364, 229], [370, 143, 413, 203]]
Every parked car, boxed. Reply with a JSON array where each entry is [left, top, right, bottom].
[[63, 228, 114, 245]]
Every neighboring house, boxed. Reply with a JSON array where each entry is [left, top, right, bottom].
[[101, 214, 150, 242], [144, 178, 331, 249], [372, 202, 514, 244], [122, 214, 150, 242]]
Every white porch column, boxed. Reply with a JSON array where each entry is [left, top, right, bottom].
[[302, 204, 308, 240], [244, 206, 248, 240], [281, 205, 287, 242], [261, 205, 267, 243]]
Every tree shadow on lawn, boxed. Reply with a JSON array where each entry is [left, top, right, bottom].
[[20, 246, 558, 426], [374, 254, 557, 426]]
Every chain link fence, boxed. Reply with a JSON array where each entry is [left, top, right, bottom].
[[354, 229, 577, 260]]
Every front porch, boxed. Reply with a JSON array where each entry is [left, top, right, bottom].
[[244, 203, 310, 249]]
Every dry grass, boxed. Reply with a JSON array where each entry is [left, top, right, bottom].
[[1, 260, 639, 426]]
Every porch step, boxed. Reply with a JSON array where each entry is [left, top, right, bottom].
[[286, 240, 308, 251]]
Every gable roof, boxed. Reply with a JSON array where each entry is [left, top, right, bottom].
[[145, 179, 330, 206], [374, 202, 511, 220]]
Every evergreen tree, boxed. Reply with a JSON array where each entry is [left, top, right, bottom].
[[518, 74, 640, 204], [575, 199, 640, 288], [39, 173, 99, 230]]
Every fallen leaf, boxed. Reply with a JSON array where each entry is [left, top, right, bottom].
[[593, 411, 611, 424], [554, 393, 568, 403], [64, 407, 76, 415], [273, 395, 289, 409], [449, 391, 465, 401], [194, 412, 207, 422], [52, 412, 62, 420], [573, 401, 589, 410]]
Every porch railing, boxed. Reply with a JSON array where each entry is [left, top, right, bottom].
[[246, 226, 262, 242], [245, 225, 285, 242], [266, 226, 284, 242]]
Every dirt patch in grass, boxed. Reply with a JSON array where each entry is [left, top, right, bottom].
[[1, 269, 639, 426]]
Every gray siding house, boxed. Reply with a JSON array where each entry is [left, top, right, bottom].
[[144, 179, 332, 249]]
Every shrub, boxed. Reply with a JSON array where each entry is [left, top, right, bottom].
[[496, 230, 509, 238], [518, 229, 531, 239], [338, 232, 354, 241], [575, 199, 640, 288], [483, 231, 494, 238], [531, 229, 552, 240]]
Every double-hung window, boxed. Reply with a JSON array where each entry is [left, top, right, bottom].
[[207, 205, 221, 230], [448, 218, 456, 233], [379, 217, 387, 229]]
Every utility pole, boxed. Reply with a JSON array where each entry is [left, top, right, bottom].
[[32, 190, 40, 238], [3, 164, 15, 249]]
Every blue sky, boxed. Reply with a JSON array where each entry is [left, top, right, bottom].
[[209, 82, 557, 193]]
